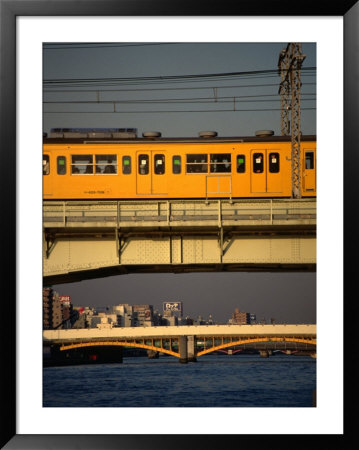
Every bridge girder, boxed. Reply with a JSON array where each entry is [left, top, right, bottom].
[[43, 199, 316, 284]]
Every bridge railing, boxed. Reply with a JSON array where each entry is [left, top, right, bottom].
[[43, 198, 316, 228]]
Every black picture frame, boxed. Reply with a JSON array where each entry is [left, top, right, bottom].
[[1, 1, 357, 448]]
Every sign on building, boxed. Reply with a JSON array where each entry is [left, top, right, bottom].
[[163, 301, 183, 316], [59, 295, 71, 305]]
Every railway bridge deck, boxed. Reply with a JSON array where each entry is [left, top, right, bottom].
[[43, 198, 316, 284]]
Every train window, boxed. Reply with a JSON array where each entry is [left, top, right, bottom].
[[96, 154, 117, 174], [138, 154, 149, 175], [210, 154, 231, 173], [43, 155, 50, 175], [71, 154, 93, 174], [57, 156, 66, 175], [269, 152, 280, 173], [154, 154, 165, 175], [122, 156, 131, 174], [253, 153, 264, 173], [186, 154, 208, 173], [305, 152, 314, 169], [172, 155, 181, 174], [236, 155, 246, 173]]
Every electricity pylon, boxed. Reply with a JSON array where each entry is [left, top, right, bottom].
[[278, 43, 306, 199]]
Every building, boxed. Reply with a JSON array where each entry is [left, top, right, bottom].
[[229, 308, 251, 325], [112, 304, 133, 327], [71, 306, 87, 328], [89, 312, 118, 329], [133, 304, 154, 327], [59, 295, 73, 329], [162, 310, 178, 326], [43, 288, 63, 329]]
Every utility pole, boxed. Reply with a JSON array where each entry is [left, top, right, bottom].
[[278, 43, 306, 199]]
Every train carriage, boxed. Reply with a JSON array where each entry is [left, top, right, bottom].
[[43, 129, 316, 200]]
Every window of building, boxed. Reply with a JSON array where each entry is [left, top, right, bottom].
[[253, 153, 264, 173], [138, 154, 149, 174], [122, 156, 131, 174], [96, 154, 117, 174], [43, 155, 50, 175], [57, 156, 66, 175], [236, 155, 246, 173], [71, 154, 93, 174], [269, 152, 280, 173], [154, 154, 165, 174], [210, 153, 231, 173], [305, 151, 314, 169], [186, 154, 208, 173], [172, 155, 181, 174]]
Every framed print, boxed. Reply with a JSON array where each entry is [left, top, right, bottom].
[[1, 1, 357, 448]]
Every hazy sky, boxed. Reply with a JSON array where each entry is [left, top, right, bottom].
[[43, 42, 316, 323]]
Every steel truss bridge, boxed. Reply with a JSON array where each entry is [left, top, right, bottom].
[[43, 198, 316, 284], [43, 324, 316, 363]]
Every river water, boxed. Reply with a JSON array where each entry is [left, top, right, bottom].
[[43, 354, 316, 408]]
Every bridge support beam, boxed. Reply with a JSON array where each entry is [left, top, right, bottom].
[[179, 336, 188, 364], [187, 335, 197, 362], [43, 199, 316, 284]]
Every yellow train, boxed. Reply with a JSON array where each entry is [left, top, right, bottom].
[[43, 129, 316, 200]]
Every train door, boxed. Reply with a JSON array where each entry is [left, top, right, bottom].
[[250, 150, 266, 193], [266, 151, 282, 193], [43, 153, 52, 196], [136, 151, 167, 195], [250, 150, 282, 194], [152, 152, 167, 195], [302, 149, 316, 192]]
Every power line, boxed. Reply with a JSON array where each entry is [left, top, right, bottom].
[[43, 96, 316, 105], [43, 43, 196, 50], [43, 67, 316, 86], [44, 107, 316, 114], [43, 74, 316, 88], [43, 82, 316, 94]]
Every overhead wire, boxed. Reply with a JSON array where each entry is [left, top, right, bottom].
[[43, 67, 316, 86], [44, 107, 316, 114], [43, 66, 316, 116], [43, 96, 316, 105], [43, 43, 200, 50]]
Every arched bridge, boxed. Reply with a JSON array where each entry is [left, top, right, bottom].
[[43, 324, 316, 363]]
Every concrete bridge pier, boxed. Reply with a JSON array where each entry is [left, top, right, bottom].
[[187, 335, 197, 362], [259, 350, 270, 358], [179, 336, 188, 363]]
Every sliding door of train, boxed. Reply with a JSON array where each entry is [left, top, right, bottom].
[[250, 149, 282, 194], [302, 148, 316, 193], [42, 153, 52, 196], [136, 151, 167, 195]]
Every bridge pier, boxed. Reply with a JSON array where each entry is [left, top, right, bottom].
[[259, 350, 270, 358], [179, 336, 188, 363], [187, 335, 197, 362]]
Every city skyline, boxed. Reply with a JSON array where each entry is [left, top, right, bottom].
[[54, 271, 316, 324]]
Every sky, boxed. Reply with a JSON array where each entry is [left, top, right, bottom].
[[43, 42, 316, 324]]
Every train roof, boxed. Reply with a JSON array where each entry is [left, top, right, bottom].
[[43, 134, 317, 144]]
